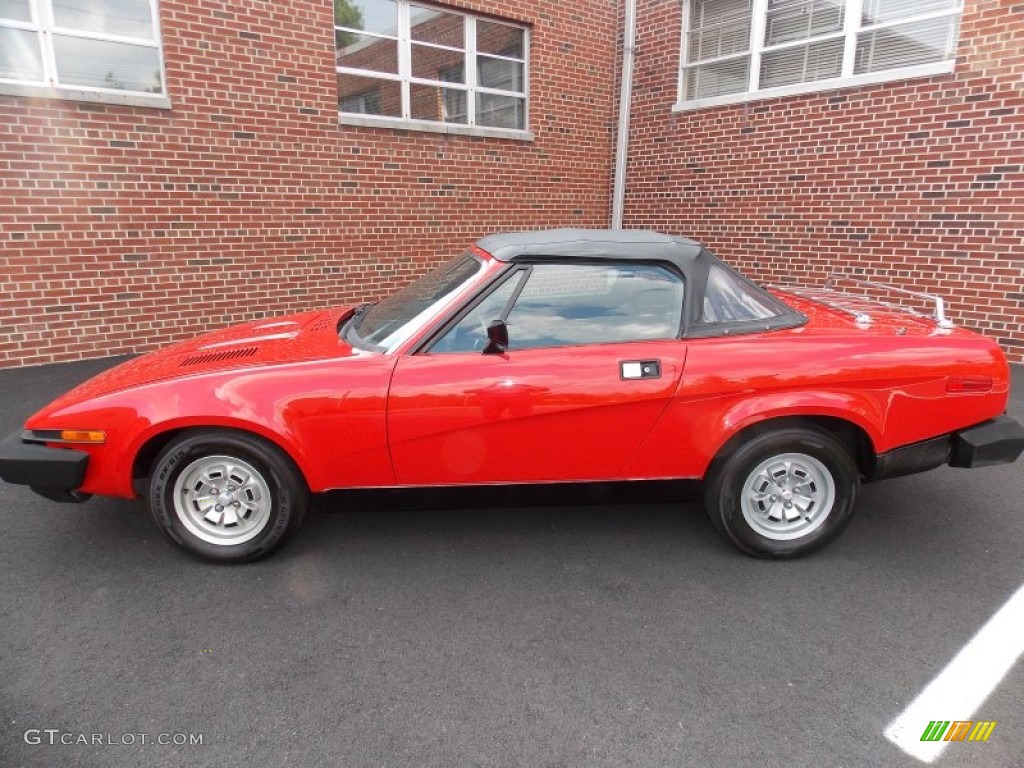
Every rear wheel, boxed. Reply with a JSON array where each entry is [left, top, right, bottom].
[[148, 430, 308, 563], [704, 426, 858, 558]]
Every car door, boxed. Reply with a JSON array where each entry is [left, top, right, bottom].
[[386, 261, 688, 485]]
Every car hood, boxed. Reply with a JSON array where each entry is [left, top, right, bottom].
[[44, 307, 358, 406]]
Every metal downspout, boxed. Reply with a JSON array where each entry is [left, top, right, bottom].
[[611, 0, 637, 229]]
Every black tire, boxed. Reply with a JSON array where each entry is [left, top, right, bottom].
[[148, 429, 309, 563], [703, 426, 858, 558]]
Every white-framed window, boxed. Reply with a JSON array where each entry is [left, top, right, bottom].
[[335, 0, 530, 138], [0, 0, 167, 105], [677, 0, 962, 110]]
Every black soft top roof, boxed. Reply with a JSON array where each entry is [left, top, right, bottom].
[[474, 228, 805, 337], [477, 229, 707, 276]]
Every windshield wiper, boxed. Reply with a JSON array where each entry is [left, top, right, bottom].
[[340, 302, 375, 344]]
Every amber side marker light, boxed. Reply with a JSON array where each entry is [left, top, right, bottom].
[[946, 377, 994, 393], [59, 430, 106, 444], [26, 429, 107, 445]]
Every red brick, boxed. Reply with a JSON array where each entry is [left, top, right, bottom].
[[625, 0, 1024, 362], [0, 0, 619, 367]]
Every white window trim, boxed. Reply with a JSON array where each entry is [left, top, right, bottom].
[[338, 112, 534, 140], [0, 0, 170, 108], [336, 0, 530, 139], [675, 0, 961, 112]]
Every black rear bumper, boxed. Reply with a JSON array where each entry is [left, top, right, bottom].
[[870, 415, 1024, 481], [949, 415, 1024, 468], [0, 430, 91, 502]]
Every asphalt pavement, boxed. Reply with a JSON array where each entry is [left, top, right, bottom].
[[1, 357, 1021, 768]]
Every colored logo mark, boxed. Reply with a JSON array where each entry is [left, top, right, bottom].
[[920, 720, 997, 742]]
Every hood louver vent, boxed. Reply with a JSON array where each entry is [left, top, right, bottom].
[[180, 346, 259, 367]]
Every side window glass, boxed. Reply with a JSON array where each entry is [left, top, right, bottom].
[[701, 264, 780, 324], [432, 270, 523, 353], [505, 263, 684, 350]]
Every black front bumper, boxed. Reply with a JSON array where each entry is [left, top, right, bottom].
[[0, 430, 91, 502], [870, 415, 1024, 481]]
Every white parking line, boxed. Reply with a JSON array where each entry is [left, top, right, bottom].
[[884, 582, 1024, 763]]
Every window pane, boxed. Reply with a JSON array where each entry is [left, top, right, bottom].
[[412, 42, 464, 82], [855, 16, 956, 73], [862, 0, 957, 25], [760, 37, 843, 87], [53, 35, 161, 91], [702, 265, 779, 323], [335, 0, 397, 36], [477, 55, 523, 91], [52, 0, 153, 39], [355, 254, 483, 349], [434, 273, 523, 353], [336, 32, 398, 74], [687, 0, 751, 62], [688, 25, 750, 61], [476, 92, 524, 129], [410, 82, 466, 123], [684, 56, 749, 99], [338, 73, 401, 116], [0, 0, 31, 22], [764, 0, 844, 46], [409, 5, 464, 48], [505, 264, 684, 349], [477, 21, 524, 58], [0, 26, 42, 81]]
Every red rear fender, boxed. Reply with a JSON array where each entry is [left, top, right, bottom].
[[628, 388, 883, 479]]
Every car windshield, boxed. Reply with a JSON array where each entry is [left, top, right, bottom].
[[349, 253, 483, 351]]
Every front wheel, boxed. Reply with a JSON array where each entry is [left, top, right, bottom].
[[704, 426, 859, 558], [148, 430, 309, 563]]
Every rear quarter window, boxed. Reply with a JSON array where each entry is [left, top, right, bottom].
[[702, 264, 781, 324]]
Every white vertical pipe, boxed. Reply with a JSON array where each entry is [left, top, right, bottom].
[[611, 0, 637, 229]]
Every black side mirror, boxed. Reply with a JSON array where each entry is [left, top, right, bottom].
[[482, 320, 509, 355]]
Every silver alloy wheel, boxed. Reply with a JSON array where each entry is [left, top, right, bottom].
[[740, 452, 836, 541], [172, 455, 273, 546]]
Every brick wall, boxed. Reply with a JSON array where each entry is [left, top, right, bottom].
[[624, 0, 1024, 362], [0, 0, 618, 367], [5, 0, 1022, 368]]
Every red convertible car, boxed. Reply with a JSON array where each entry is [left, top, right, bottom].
[[2, 229, 1022, 562]]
